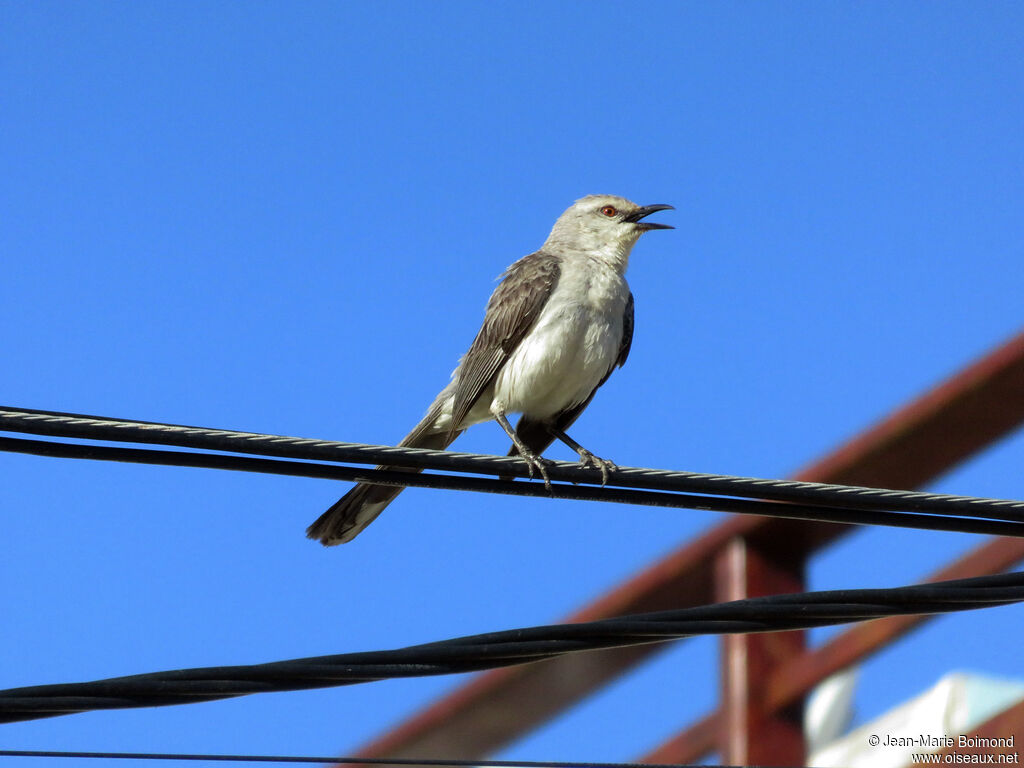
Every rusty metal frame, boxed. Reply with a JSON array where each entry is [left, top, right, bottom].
[[347, 330, 1024, 765]]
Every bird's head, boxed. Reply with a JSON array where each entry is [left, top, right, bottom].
[[544, 195, 674, 269]]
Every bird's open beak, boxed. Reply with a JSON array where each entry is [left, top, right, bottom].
[[624, 203, 675, 230]]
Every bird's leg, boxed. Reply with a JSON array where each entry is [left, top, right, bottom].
[[546, 426, 617, 485], [492, 407, 552, 490]]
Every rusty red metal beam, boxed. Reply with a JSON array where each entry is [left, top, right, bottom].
[[765, 535, 1024, 713], [715, 539, 806, 765], [636, 535, 1024, 765], [789, 329, 1024, 490], [347, 521, 733, 760], [350, 329, 1024, 762]]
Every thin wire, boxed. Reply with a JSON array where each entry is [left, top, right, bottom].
[[3, 434, 1023, 538], [1, 571, 1021, 724], [1, 406, 1023, 536], [0, 749, 748, 767]]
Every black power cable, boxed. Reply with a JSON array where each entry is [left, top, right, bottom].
[[1, 407, 1023, 537], [2, 434, 1023, 537], [1, 571, 1022, 724], [5, 432, 1024, 537]]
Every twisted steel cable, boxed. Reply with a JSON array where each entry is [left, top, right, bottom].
[[1, 406, 1023, 537], [0, 571, 1021, 724]]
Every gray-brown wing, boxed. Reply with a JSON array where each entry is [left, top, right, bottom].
[[504, 290, 634, 463], [615, 290, 634, 373], [448, 251, 561, 435]]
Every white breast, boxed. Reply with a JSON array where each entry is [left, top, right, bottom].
[[490, 256, 629, 419]]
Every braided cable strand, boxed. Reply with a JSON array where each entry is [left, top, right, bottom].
[[0, 571, 1022, 723], [4, 433, 1024, 538], [1, 406, 1022, 522]]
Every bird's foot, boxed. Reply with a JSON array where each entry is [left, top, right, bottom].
[[577, 449, 617, 485], [521, 451, 553, 491]]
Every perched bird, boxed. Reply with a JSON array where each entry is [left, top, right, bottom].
[[307, 194, 673, 545]]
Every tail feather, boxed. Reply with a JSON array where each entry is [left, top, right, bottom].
[[306, 414, 462, 545]]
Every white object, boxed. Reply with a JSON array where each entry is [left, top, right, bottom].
[[808, 671, 1024, 767], [805, 668, 859, 753]]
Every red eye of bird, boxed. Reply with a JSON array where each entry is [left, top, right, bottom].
[[601, 205, 617, 217]]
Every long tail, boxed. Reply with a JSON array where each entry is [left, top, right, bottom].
[[306, 411, 463, 545]]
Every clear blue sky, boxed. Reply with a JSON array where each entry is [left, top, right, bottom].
[[2, 2, 1022, 765]]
